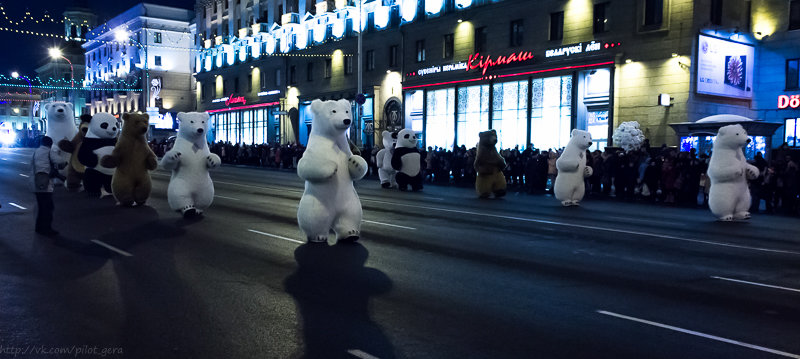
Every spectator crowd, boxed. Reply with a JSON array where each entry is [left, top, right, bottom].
[[145, 138, 800, 217]]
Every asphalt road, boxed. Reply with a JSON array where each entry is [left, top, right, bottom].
[[1, 147, 800, 359]]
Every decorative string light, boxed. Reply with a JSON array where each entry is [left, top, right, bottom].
[[0, 83, 141, 91]]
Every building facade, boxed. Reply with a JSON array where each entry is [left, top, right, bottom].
[[83, 3, 195, 130], [193, 0, 800, 155], [0, 92, 43, 146]]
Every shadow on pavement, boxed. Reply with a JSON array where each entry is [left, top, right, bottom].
[[284, 242, 395, 359]]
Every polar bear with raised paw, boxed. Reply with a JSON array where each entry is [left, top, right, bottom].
[[161, 112, 221, 218], [297, 99, 368, 243], [708, 124, 759, 221], [554, 129, 593, 206]]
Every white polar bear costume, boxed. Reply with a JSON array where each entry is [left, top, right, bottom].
[[376, 131, 397, 188], [707, 124, 759, 221], [296, 99, 368, 243], [45, 102, 78, 176], [554, 129, 594, 206], [160, 112, 221, 218]]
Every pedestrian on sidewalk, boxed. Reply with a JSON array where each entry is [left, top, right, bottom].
[[31, 136, 60, 237]]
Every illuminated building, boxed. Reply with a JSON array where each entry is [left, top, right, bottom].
[[194, 0, 797, 153], [82, 3, 195, 130]]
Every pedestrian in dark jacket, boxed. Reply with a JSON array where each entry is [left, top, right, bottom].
[[31, 136, 60, 236]]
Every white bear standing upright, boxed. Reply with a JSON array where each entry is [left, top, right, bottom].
[[376, 130, 397, 188], [161, 112, 221, 218], [554, 129, 593, 206], [707, 124, 759, 221], [45, 102, 78, 177], [297, 99, 368, 243]]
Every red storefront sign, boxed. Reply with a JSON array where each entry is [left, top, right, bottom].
[[778, 94, 800, 109], [225, 95, 246, 107], [467, 51, 534, 76]]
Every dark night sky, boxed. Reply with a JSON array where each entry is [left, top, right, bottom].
[[0, 0, 193, 79]]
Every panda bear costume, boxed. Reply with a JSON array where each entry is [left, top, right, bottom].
[[391, 129, 423, 191], [78, 113, 118, 197], [376, 130, 397, 188]]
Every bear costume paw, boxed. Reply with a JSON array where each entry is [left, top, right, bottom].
[[381, 182, 392, 189], [718, 215, 735, 222], [57, 139, 75, 153], [347, 155, 368, 179], [181, 205, 201, 219], [734, 211, 751, 220], [100, 155, 119, 168], [307, 235, 328, 243], [207, 155, 221, 169], [338, 229, 360, 243]]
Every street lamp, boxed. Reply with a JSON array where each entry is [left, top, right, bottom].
[[49, 47, 74, 88], [11, 71, 33, 95]]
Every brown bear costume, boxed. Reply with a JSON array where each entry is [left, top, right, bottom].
[[474, 129, 507, 198], [58, 114, 92, 191], [100, 113, 158, 206]]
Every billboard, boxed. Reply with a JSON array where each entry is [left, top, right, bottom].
[[696, 34, 754, 99]]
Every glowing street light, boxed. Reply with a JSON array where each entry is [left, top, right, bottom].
[[10, 71, 32, 95], [11, 71, 19, 78], [48, 47, 74, 87], [114, 29, 129, 42]]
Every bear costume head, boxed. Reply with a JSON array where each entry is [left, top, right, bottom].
[[567, 129, 593, 151], [310, 99, 352, 137], [78, 114, 91, 136], [45, 102, 74, 127], [478, 129, 499, 148], [714, 124, 750, 150], [176, 112, 210, 142], [120, 113, 150, 137], [87, 113, 119, 139], [395, 129, 418, 149], [381, 130, 397, 150]]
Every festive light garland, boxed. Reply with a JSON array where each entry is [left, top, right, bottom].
[[0, 83, 141, 91]]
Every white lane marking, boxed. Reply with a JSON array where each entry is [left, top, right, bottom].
[[19, 161, 27, 164], [90, 240, 133, 257], [248, 229, 304, 244], [347, 349, 380, 359], [711, 276, 800, 294], [0, 158, 6, 160], [597, 310, 800, 359], [363, 199, 800, 255], [18, 173, 29, 177], [362, 220, 416, 230], [8, 202, 26, 210], [605, 215, 685, 227], [214, 195, 240, 201]]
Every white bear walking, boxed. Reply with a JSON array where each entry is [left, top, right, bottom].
[[297, 99, 368, 243], [45, 102, 78, 178], [707, 124, 759, 221], [376, 131, 397, 188], [161, 112, 221, 218], [554, 129, 594, 206]]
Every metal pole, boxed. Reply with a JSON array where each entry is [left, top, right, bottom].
[[357, 0, 363, 146], [59, 56, 74, 87]]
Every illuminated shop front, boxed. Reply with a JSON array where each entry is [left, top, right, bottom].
[[297, 96, 374, 147], [403, 42, 619, 151], [209, 100, 281, 145]]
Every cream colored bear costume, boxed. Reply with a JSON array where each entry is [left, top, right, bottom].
[[161, 112, 221, 218], [554, 129, 593, 206], [296, 99, 368, 243], [707, 124, 759, 221]]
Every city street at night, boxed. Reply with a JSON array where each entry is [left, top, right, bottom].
[[2, 147, 799, 359]]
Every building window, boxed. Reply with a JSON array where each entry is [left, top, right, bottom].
[[275, 68, 281, 86], [791, 0, 800, 30], [260, 69, 268, 90], [415, 40, 426, 62], [786, 118, 799, 147], [307, 62, 314, 81], [344, 55, 353, 75], [154, 32, 162, 44], [474, 27, 488, 53], [510, 20, 524, 47], [366, 50, 375, 71], [443, 33, 454, 59], [389, 45, 399, 67], [787, 59, 799, 90], [643, 0, 664, 26], [289, 65, 296, 84], [233, 77, 240, 93], [710, 0, 722, 25], [325, 58, 332, 78], [154, 56, 162, 66], [214, 3, 218, 13], [593, 3, 609, 33]]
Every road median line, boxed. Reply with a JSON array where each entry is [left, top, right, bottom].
[[91, 240, 133, 257], [711, 276, 800, 294], [248, 229, 304, 244]]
